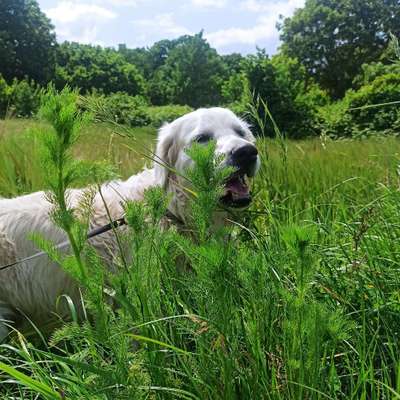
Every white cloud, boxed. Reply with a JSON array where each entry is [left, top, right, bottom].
[[46, 2, 117, 24], [42, 0, 305, 52], [206, 0, 304, 51], [241, 0, 304, 15], [206, 15, 276, 48], [45, 1, 117, 44], [105, 0, 147, 6], [134, 13, 191, 37], [57, 25, 103, 45], [241, 0, 269, 12], [191, 0, 228, 8]]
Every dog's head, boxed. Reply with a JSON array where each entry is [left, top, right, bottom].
[[154, 107, 260, 220]]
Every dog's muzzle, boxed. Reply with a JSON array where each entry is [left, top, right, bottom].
[[220, 145, 259, 209]]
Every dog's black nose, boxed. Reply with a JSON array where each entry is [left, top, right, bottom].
[[231, 145, 258, 171]]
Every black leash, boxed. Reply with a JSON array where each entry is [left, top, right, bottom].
[[87, 217, 126, 239], [0, 217, 126, 272]]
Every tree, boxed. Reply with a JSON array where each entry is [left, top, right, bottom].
[[149, 33, 226, 107], [244, 51, 328, 138], [55, 42, 147, 96], [279, 0, 400, 98], [0, 0, 57, 84], [118, 44, 152, 79], [221, 72, 247, 104], [221, 53, 244, 74], [147, 39, 182, 74]]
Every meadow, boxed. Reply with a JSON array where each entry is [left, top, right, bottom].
[[1, 105, 400, 400]]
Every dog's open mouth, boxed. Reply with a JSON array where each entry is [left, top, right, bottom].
[[220, 172, 251, 208]]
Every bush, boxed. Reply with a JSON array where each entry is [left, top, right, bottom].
[[347, 73, 400, 134], [353, 62, 400, 88], [242, 52, 329, 138], [221, 72, 247, 104], [93, 92, 151, 127], [0, 74, 10, 117], [145, 104, 193, 127], [0, 77, 41, 118], [315, 99, 353, 138], [317, 72, 400, 138], [88, 92, 193, 128], [8, 79, 41, 117]]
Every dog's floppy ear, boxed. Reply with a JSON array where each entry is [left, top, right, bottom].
[[154, 122, 180, 189]]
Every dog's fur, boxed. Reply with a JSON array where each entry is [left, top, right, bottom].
[[0, 107, 259, 340]]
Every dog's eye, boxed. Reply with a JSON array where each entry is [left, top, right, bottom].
[[234, 127, 246, 138], [194, 133, 213, 143]]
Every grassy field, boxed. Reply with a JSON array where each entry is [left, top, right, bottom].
[[1, 113, 400, 399], [0, 118, 156, 197]]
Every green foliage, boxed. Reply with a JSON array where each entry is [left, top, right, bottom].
[[141, 38, 180, 76], [39, 87, 91, 211], [243, 51, 329, 138], [315, 98, 353, 138], [221, 53, 244, 74], [0, 76, 41, 118], [317, 72, 400, 137], [0, 0, 57, 85], [117, 44, 152, 78], [37, 87, 116, 313], [145, 104, 193, 127], [149, 32, 226, 107], [8, 78, 41, 117], [0, 74, 10, 117], [119, 37, 242, 108], [55, 42, 147, 96], [221, 72, 247, 104], [184, 141, 233, 238], [279, 0, 400, 98], [87, 92, 193, 128], [94, 92, 151, 127], [353, 61, 400, 88], [389, 33, 400, 60], [346, 73, 400, 135]]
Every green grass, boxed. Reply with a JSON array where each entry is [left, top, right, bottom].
[[1, 113, 400, 400], [0, 118, 156, 197]]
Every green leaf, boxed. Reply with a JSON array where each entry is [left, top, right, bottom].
[[0, 361, 62, 399]]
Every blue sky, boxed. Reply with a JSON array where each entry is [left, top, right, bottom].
[[38, 0, 305, 55]]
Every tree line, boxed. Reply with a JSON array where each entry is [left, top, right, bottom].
[[1, 0, 400, 138]]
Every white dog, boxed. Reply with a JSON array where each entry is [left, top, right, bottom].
[[0, 107, 259, 340]]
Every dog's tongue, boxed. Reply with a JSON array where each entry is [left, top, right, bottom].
[[226, 178, 249, 195]]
